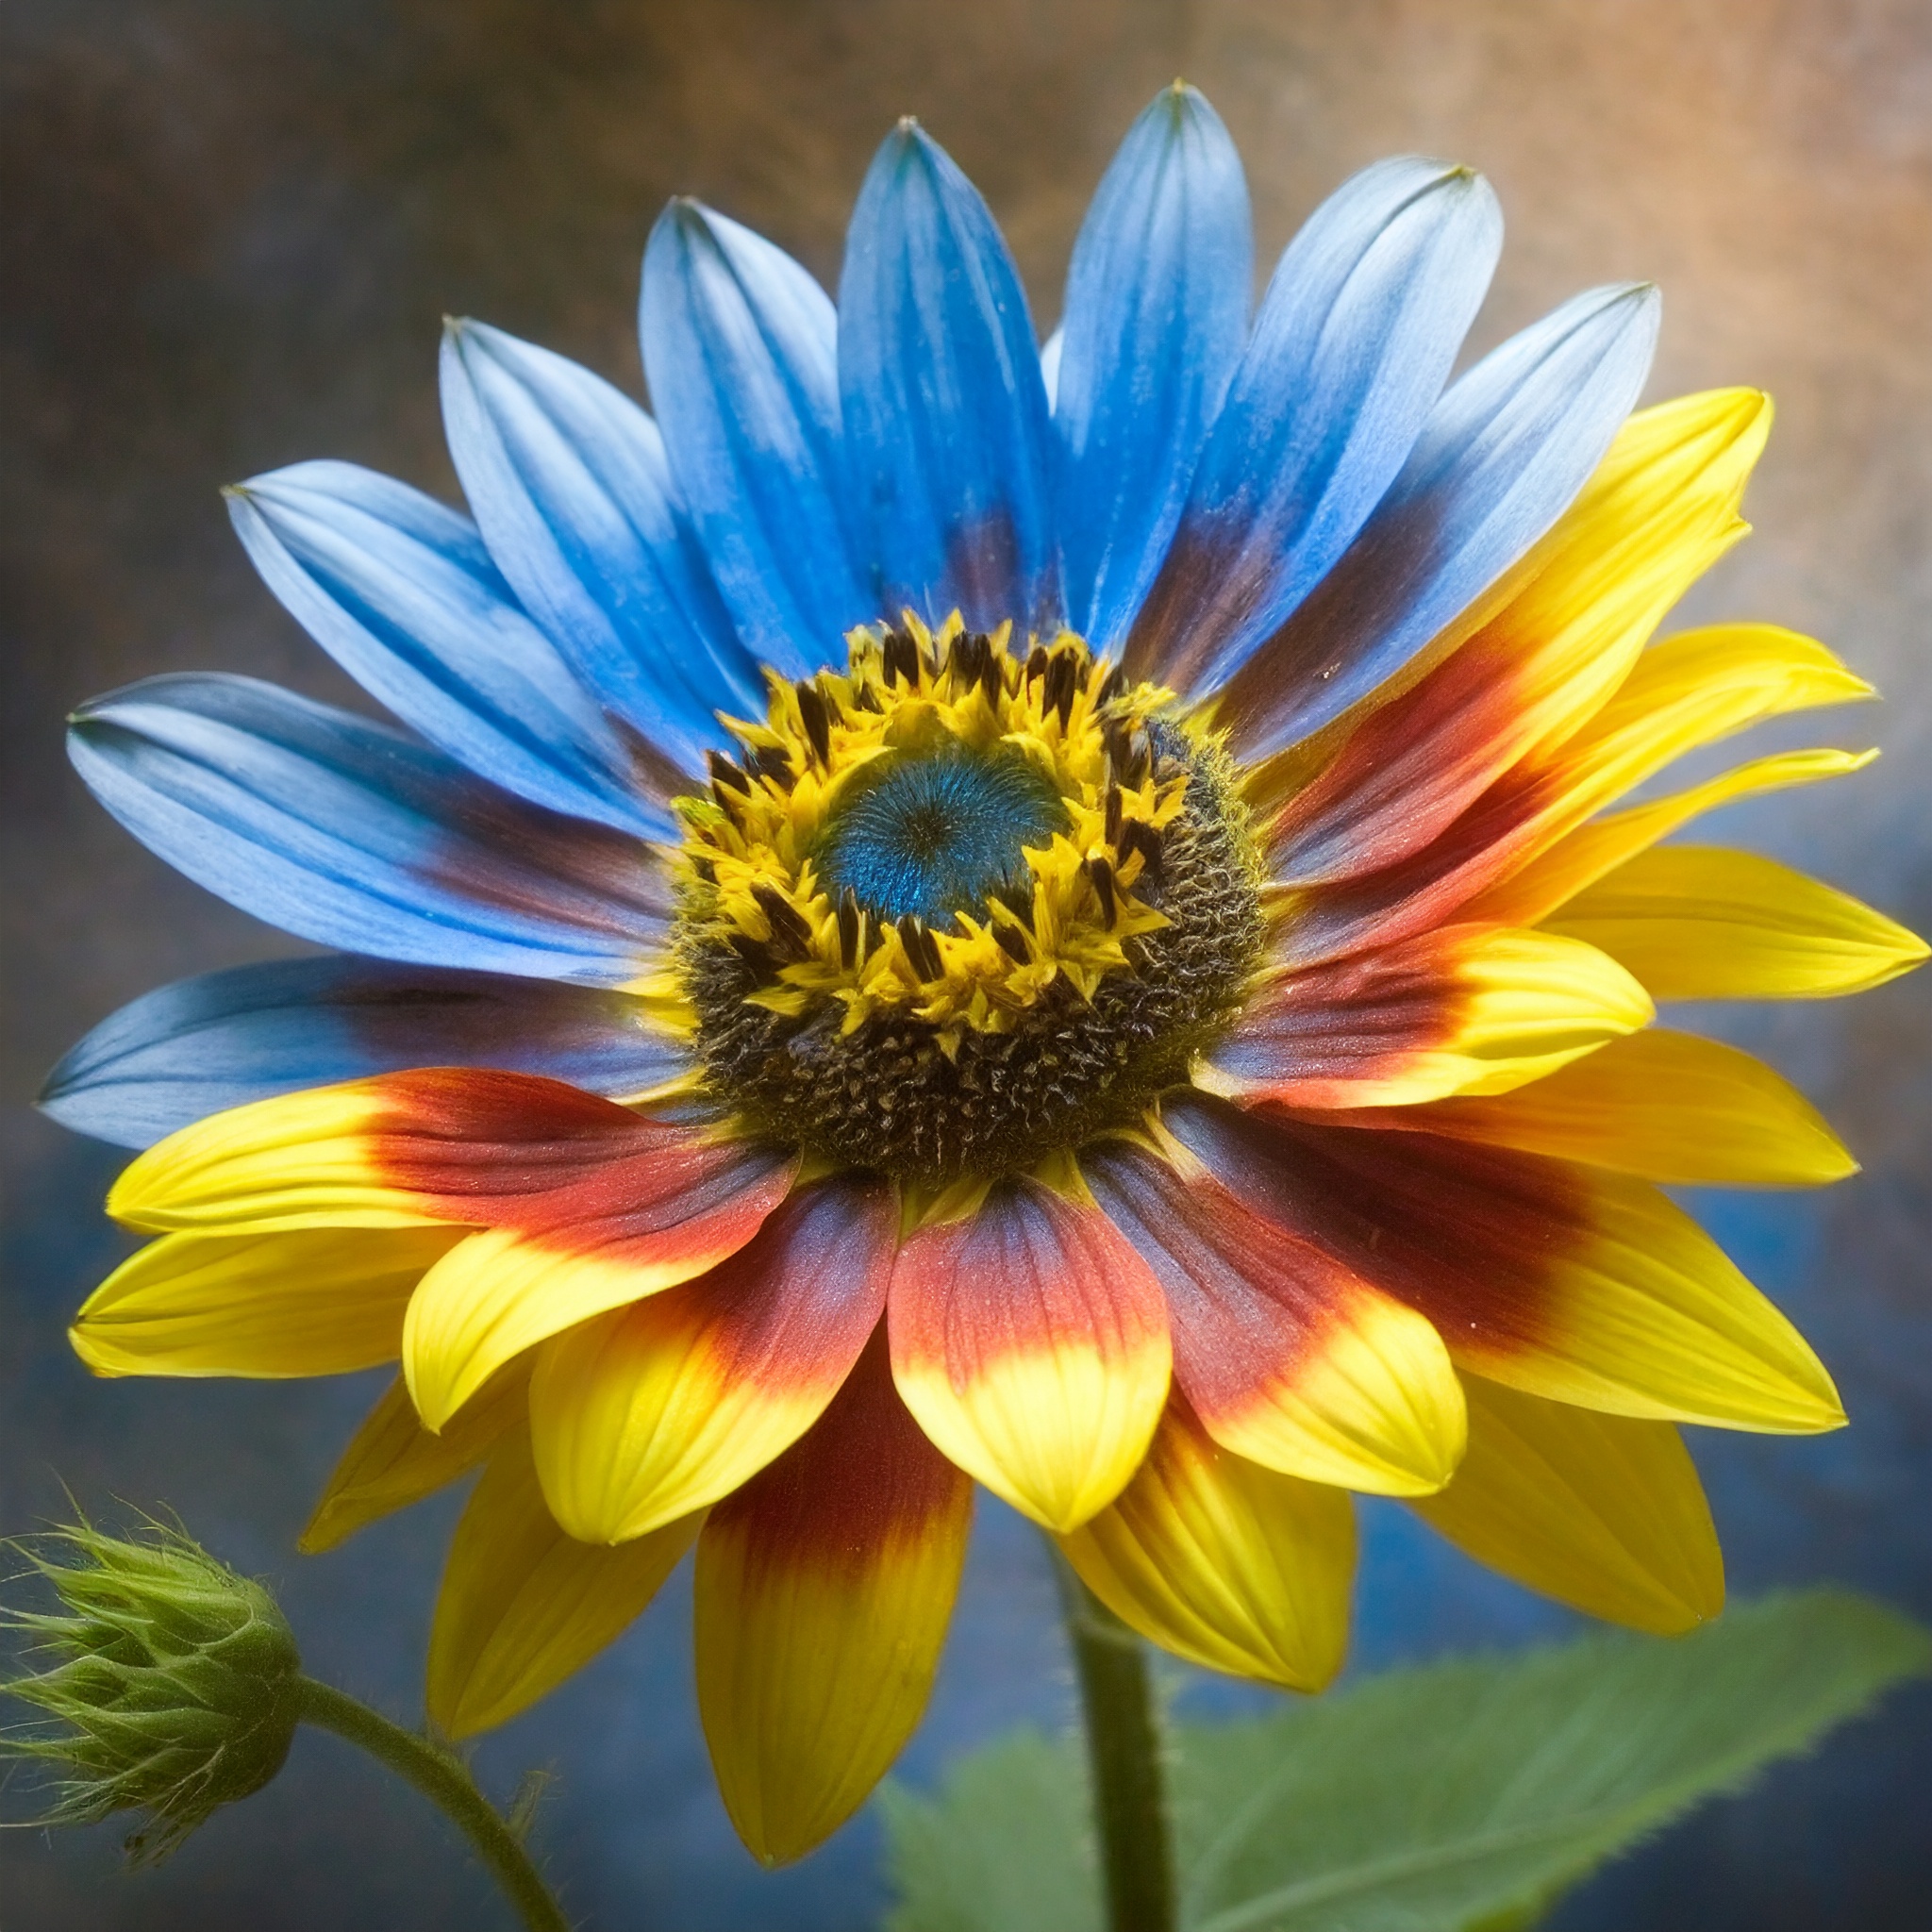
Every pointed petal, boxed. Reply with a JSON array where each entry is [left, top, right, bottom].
[[1164, 1094, 1844, 1435], [1124, 158, 1499, 692], [1344, 1027, 1857, 1187], [1260, 389, 1772, 886], [68, 675, 674, 985], [1276, 625, 1874, 968], [889, 1179, 1171, 1530], [531, 1176, 897, 1541], [839, 122, 1057, 633], [440, 319, 760, 768], [1545, 845, 1927, 1000], [70, 1225, 459, 1379], [227, 460, 655, 833], [641, 201, 870, 665], [40, 957, 692, 1152], [1083, 1138, 1462, 1495], [1058, 1394, 1355, 1689], [1410, 1375, 1723, 1634], [1206, 925, 1652, 1108], [695, 1331, 972, 1865], [427, 1424, 698, 1737], [300, 1363, 529, 1555], [1054, 83, 1252, 646], [1219, 283, 1661, 758]]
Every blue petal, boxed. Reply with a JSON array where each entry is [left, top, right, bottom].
[[69, 674, 675, 986], [41, 957, 691, 1149], [1220, 281, 1662, 761], [641, 200, 871, 671], [439, 320, 761, 777], [1054, 83, 1252, 650], [1121, 157, 1503, 692], [839, 122, 1058, 635], [227, 461, 658, 836], [1039, 326, 1063, 412]]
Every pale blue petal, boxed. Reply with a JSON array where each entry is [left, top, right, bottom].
[[1122, 158, 1502, 691], [1039, 326, 1063, 412], [228, 461, 657, 836], [440, 320, 762, 777], [41, 958, 691, 1148], [1055, 83, 1252, 650], [641, 201, 871, 669], [1221, 281, 1662, 760], [68, 675, 675, 986], [839, 122, 1058, 635]]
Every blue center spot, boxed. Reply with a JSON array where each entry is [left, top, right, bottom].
[[817, 745, 1069, 925]]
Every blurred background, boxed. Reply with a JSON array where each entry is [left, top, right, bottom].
[[4, 1, 1931, 1924]]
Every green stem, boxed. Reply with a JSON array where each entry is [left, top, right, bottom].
[[1052, 1552, 1176, 1932], [292, 1675, 569, 1932]]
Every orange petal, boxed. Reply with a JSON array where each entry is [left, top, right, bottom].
[[426, 1422, 697, 1738], [1059, 1393, 1355, 1690], [888, 1178, 1171, 1530], [695, 1332, 972, 1865], [1411, 1374, 1723, 1634], [531, 1175, 898, 1541]]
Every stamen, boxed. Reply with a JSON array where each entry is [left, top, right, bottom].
[[795, 681, 833, 766]]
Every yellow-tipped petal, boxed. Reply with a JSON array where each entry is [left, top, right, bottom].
[[888, 1180, 1171, 1532], [1411, 1375, 1723, 1634], [695, 1336, 973, 1866], [107, 1084, 401, 1233], [427, 1424, 698, 1738], [1546, 845, 1928, 1000], [530, 1177, 897, 1542], [71, 1225, 461, 1378], [1059, 1397, 1355, 1690], [299, 1360, 530, 1555], [1383, 1027, 1857, 1187]]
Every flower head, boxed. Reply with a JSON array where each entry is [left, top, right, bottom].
[[0, 1519, 301, 1862], [43, 83, 1924, 1864]]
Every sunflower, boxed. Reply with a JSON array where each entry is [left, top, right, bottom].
[[45, 84, 1922, 1865]]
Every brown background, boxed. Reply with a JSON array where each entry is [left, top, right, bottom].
[[4, 3, 1930, 1926]]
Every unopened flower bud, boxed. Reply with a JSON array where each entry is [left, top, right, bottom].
[[1, 1518, 302, 1862]]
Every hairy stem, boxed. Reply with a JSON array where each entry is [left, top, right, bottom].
[[1053, 1552, 1176, 1932], [293, 1675, 569, 1932]]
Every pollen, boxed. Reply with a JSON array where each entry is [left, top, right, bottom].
[[674, 615, 1267, 1184]]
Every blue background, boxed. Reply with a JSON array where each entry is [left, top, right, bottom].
[[4, 1, 1930, 1924]]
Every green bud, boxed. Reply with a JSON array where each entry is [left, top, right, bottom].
[[1, 1516, 302, 1862]]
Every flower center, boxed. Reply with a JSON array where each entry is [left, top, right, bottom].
[[672, 617, 1266, 1187]]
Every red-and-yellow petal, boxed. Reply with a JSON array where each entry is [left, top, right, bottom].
[[694, 1332, 973, 1866], [529, 1175, 899, 1543], [1165, 1093, 1842, 1435], [1324, 1027, 1855, 1187], [426, 1422, 699, 1739], [71, 1225, 461, 1377], [1410, 1374, 1723, 1634], [1543, 845, 1926, 1000], [1259, 389, 1771, 885], [1058, 1393, 1355, 1690], [888, 1177, 1172, 1531], [299, 1363, 530, 1554], [1082, 1138, 1463, 1494], [1201, 924, 1651, 1108]]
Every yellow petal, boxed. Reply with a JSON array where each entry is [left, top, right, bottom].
[[299, 1360, 530, 1555], [695, 1335, 973, 1866], [426, 1423, 698, 1738], [1410, 1375, 1723, 1634], [71, 1225, 461, 1378], [1381, 1027, 1857, 1186], [1058, 1397, 1355, 1690], [1546, 845, 1927, 1000], [107, 1083, 403, 1233]]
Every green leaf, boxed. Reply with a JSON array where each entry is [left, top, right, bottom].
[[880, 1590, 1929, 1932]]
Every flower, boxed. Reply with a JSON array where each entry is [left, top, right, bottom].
[[44, 84, 1923, 1863], [0, 1519, 302, 1862]]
